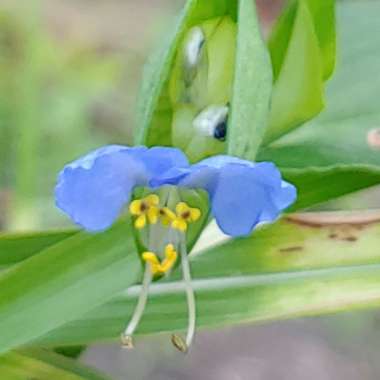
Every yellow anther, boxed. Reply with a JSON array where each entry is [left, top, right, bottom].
[[159, 207, 176, 226], [172, 202, 201, 232], [142, 244, 178, 276], [142, 251, 161, 274], [129, 194, 159, 229], [160, 244, 178, 273]]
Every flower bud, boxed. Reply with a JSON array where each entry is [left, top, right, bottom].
[[135, 0, 272, 163]]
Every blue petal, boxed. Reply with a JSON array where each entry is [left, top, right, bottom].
[[177, 155, 246, 192], [195, 155, 251, 169], [276, 181, 297, 210], [178, 165, 219, 193], [149, 166, 191, 188], [210, 164, 274, 236], [150, 155, 232, 191], [56, 146, 149, 231], [163, 155, 252, 194], [150, 164, 220, 195], [139, 147, 189, 175], [56, 145, 191, 231], [159, 156, 296, 237], [210, 162, 296, 236], [250, 162, 297, 212]]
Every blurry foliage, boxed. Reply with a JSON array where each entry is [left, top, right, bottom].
[[0, 8, 128, 230]]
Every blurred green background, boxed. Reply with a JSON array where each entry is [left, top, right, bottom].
[[1, 1, 380, 379], [0, 0, 184, 231]]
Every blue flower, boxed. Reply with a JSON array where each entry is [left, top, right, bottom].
[[56, 145, 296, 236], [56, 144, 297, 351]]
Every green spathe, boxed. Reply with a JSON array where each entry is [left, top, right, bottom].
[[135, 0, 272, 163]]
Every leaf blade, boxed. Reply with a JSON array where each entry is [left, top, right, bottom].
[[0, 229, 77, 267], [36, 214, 380, 346], [0, 222, 140, 355], [265, 0, 324, 142], [285, 165, 380, 211], [306, 0, 336, 79], [227, 0, 272, 160]]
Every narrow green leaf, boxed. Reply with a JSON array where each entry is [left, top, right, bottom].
[[259, 1, 380, 209], [306, 0, 336, 80], [227, 0, 272, 160], [0, 222, 140, 355], [37, 214, 380, 346], [267, 0, 296, 81], [0, 349, 110, 380], [265, 0, 324, 143], [285, 165, 380, 211], [0, 229, 77, 267], [269, 0, 335, 81], [134, 0, 196, 147]]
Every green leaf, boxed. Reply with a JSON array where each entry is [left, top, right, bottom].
[[285, 166, 380, 211], [0, 229, 77, 267], [226, 0, 272, 160], [265, 0, 329, 143], [269, 0, 335, 82], [259, 1, 380, 209], [36, 213, 380, 347], [0, 349, 110, 380], [0, 221, 140, 355], [305, 0, 336, 79]]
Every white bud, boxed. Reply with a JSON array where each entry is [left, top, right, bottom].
[[183, 27, 205, 70], [192, 105, 229, 139]]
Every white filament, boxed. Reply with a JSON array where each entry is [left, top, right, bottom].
[[180, 237, 196, 349], [122, 264, 152, 339], [122, 224, 158, 343]]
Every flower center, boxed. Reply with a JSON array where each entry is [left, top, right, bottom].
[[129, 194, 201, 246], [124, 189, 202, 353]]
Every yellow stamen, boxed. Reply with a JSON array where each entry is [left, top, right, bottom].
[[142, 244, 178, 276], [160, 244, 178, 273], [159, 207, 176, 226], [172, 202, 201, 232], [129, 194, 160, 229], [147, 207, 158, 224], [142, 251, 161, 274], [172, 218, 188, 232], [135, 214, 147, 229]]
